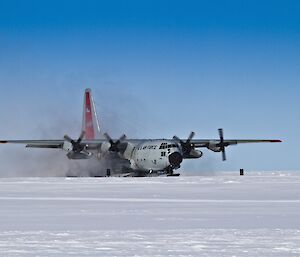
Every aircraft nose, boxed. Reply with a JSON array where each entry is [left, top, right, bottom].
[[168, 152, 183, 167]]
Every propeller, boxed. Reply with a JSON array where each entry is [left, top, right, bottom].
[[173, 131, 195, 157], [217, 128, 227, 161], [104, 133, 126, 152], [64, 131, 86, 153]]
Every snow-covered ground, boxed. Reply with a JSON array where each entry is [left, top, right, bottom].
[[0, 172, 299, 256]]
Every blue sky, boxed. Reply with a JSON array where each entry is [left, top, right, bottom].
[[0, 0, 299, 172]]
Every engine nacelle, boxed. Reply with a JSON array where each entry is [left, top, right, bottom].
[[63, 140, 92, 159], [184, 149, 203, 159], [63, 141, 73, 152], [207, 142, 221, 152], [100, 141, 111, 154], [121, 142, 135, 160], [66, 151, 92, 159]]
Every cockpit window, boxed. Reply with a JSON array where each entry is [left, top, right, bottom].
[[167, 144, 177, 148], [159, 143, 177, 149], [159, 143, 168, 149]]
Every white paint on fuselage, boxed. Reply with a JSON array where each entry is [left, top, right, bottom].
[[129, 140, 181, 172]]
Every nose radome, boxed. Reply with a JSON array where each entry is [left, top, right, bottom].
[[168, 152, 183, 167]]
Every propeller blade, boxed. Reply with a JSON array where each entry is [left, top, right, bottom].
[[104, 133, 114, 145], [77, 131, 85, 144], [64, 133, 85, 153], [173, 135, 181, 143], [173, 132, 197, 157], [114, 134, 127, 146], [103, 133, 127, 152], [218, 129, 227, 161], [103, 132, 111, 141], [119, 134, 126, 142], [64, 135, 74, 143], [222, 149, 226, 161], [218, 128, 224, 142], [187, 131, 195, 142]]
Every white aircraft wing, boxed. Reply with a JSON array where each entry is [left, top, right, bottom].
[[0, 138, 281, 150], [191, 139, 282, 148], [0, 139, 144, 150], [0, 139, 104, 149], [0, 136, 281, 162], [172, 129, 281, 161], [0, 140, 65, 148]]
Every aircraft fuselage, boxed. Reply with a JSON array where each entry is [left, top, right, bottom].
[[126, 140, 183, 173]]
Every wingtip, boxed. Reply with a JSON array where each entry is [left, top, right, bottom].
[[270, 140, 282, 143], [0, 140, 7, 143]]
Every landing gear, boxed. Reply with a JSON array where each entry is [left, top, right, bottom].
[[167, 173, 180, 177], [165, 166, 180, 177]]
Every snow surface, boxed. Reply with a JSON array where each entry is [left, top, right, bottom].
[[0, 172, 299, 256]]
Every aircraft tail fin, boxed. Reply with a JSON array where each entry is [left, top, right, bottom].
[[82, 88, 100, 139]]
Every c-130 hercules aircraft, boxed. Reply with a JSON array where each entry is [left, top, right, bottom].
[[0, 89, 281, 176]]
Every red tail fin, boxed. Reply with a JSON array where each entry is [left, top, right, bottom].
[[82, 88, 100, 139]]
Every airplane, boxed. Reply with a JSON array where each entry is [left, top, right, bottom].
[[0, 88, 282, 176]]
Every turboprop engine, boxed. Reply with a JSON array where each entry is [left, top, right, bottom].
[[207, 143, 222, 152], [95, 141, 111, 159], [99, 141, 111, 154], [63, 131, 92, 159], [96, 133, 128, 159], [206, 128, 229, 161], [185, 149, 203, 159], [173, 131, 203, 159]]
